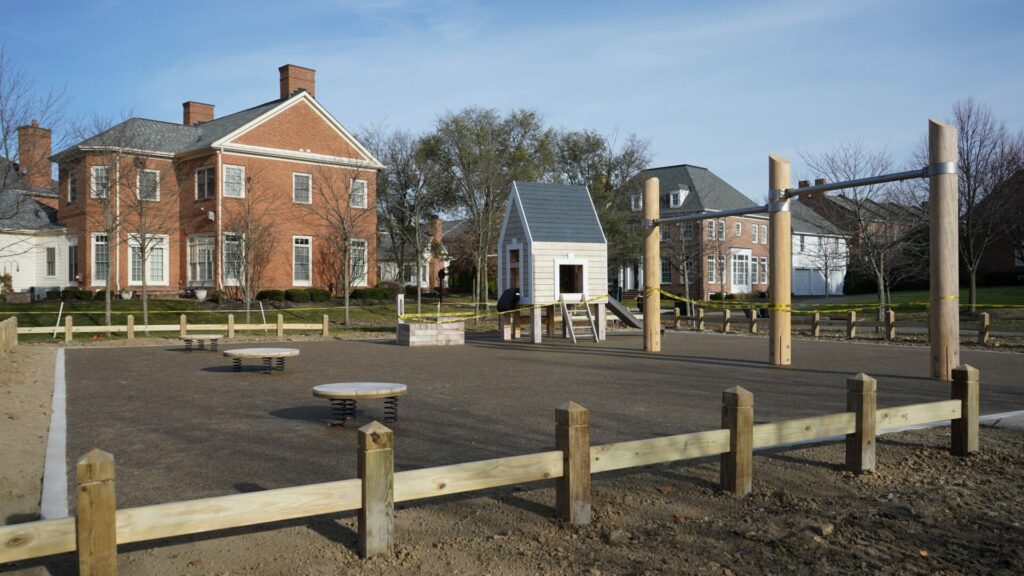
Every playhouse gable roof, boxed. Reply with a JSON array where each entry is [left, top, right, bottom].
[[511, 182, 606, 244]]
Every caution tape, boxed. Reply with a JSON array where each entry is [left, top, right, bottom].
[[399, 294, 609, 324]]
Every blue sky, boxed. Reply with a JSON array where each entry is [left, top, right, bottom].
[[4, 0, 1022, 200]]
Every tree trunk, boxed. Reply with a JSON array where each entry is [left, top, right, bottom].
[[343, 250, 351, 325], [875, 271, 887, 328], [968, 267, 977, 314], [142, 264, 149, 337], [415, 255, 422, 314]]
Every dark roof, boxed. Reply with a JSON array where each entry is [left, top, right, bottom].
[[53, 98, 286, 159], [641, 164, 759, 213], [442, 218, 468, 239], [0, 157, 57, 198], [791, 199, 842, 236], [0, 188, 62, 231], [512, 182, 605, 244]]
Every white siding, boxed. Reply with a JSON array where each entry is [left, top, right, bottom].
[[792, 234, 847, 296], [529, 242, 607, 304], [0, 232, 75, 293], [499, 197, 531, 298]]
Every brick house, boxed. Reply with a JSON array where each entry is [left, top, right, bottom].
[[618, 164, 846, 298], [51, 64, 383, 297]]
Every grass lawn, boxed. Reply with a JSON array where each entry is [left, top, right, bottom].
[[800, 285, 1024, 312]]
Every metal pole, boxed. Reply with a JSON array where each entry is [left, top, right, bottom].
[[784, 167, 931, 198], [769, 155, 792, 367], [929, 119, 959, 380], [643, 177, 661, 352], [652, 205, 769, 226]]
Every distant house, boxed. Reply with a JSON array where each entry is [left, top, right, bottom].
[[1, 121, 76, 296], [377, 216, 467, 291], [621, 164, 847, 298], [978, 171, 1024, 284]]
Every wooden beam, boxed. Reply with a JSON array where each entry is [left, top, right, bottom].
[[531, 308, 542, 344], [76, 449, 117, 575], [768, 155, 791, 366], [721, 386, 753, 496], [951, 364, 979, 456], [751, 412, 855, 449], [696, 307, 704, 332], [643, 176, 661, 352], [591, 429, 730, 473], [846, 373, 877, 473], [929, 119, 960, 380], [555, 402, 591, 525], [395, 451, 562, 502], [0, 518, 76, 564], [358, 422, 394, 558], [876, 400, 961, 431], [546, 305, 556, 337]]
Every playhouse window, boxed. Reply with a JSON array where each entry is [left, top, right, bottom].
[[559, 264, 584, 294]]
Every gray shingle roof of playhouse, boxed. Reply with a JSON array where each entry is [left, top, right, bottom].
[[53, 98, 285, 158], [512, 182, 605, 244]]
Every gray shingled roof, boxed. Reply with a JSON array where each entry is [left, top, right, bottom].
[[0, 188, 62, 231], [513, 182, 605, 244], [791, 199, 842, 236], [1, 157, 58, 197], [53, 98, 285, 159], [642, 164, 759, 214]]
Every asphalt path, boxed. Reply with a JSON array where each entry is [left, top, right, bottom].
[[64, 331, 1024, 508]]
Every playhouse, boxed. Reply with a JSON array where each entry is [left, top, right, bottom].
[[497, 181, 608, 343]]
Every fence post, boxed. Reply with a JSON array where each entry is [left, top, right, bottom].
[[722, 309, 731, 333], [674, 306, 681, 330], [396, 294, 404, 319], [227, 314, 235, 338], [696, 307, 704, 331], [546, 305, 556, 337], [322, 314, 330, 337], [65, 315, 73, 343], [811, 312, 820, 337], [978, 313, 989, 345], [885, 309, 895, 341], [276, 314, 284, 338], [179, 314, 187, 337], [555, 402, 592, 525], [748, 309, 757, 334], [721, 386, 753, 496], [126, 315, 134, 340], [951, 365, 979, 456], [76, 449, 117, 576], [846, 311, 856, 339], [845, 373, 877, 474], [358, 421, 395, 558]]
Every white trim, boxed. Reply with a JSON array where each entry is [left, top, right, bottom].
[[292, 172, 313, 204], [91, 233, 109, 286], [186, 234, 216, 286], [350, 238, 369, 287], [583, 184, 608, 245], [195, 165, 215, 200], [223, 164, 245, 198], [211, 92, 385, 169], [292, 235, 312, 286], [220, 144, 383, 170], [510, 183, 534, 244], [505, 241, 523, 296], [136, 168, 160, 201], [45, 246, 57, 277], [553, 254, 588, 302], [67, 171, 77, 202], [349, 178, 368, 209], [222, 232, 241, 287], [90, 165, 109, 198], [127, 233, 170, 286]]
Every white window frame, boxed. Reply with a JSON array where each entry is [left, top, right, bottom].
[[798, 234, 806, 253], [293, 172, 312, 204], [223, 165, 245, 198], [195, 166, 215, 200], [553, 255, 588, 302], [223, 233, 242, 286], [350, 238, 369, 287], [68, 244, 78, 282], [707, 219, 716, 240], [734, 222, 742, 237], [91, 166, 110, 198], [45, 247, 56, 277], [761, 225, 768, 244], [760, 257, 768, 284], [669, 191, 682, 208], [752, 258, 760, 285], [718, 219, 726, 240], [706, 255, 716, 284], [660, 260, 672, 285], [683, 222, 693, 239], [752, 223, 759, 243], [350, 179, 368, 209], [68, 172, 78, 202], [91, 233, 109, 286], [293, 236, 312, 286], [731, 251, 751, 292], [127, 234, 170, 286], [630, 194, 642, 212], [187, 234, 216, 286], [137, 169, 160, 201]]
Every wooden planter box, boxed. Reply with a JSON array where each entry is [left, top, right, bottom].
[[396, 319, 465, 347]]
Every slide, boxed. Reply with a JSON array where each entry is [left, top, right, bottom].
[[606, 297, 643, 329]]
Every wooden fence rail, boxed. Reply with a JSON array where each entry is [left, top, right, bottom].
[[14, 314, 331, 341], [0, 366, 981, 572]]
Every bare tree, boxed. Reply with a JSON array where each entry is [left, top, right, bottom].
[[222, 171, 280, 323], [803, 234, 848, 297]]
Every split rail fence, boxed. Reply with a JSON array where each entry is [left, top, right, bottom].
[[0, 365, 980, 574], [14, 313, 331, 342]]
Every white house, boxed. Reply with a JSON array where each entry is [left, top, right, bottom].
[[790, 200, 848, 296]]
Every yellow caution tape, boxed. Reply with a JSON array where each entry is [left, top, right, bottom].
[[399, 294, 609, 324]]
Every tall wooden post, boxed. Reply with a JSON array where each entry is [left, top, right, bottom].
[[720, 386, 753, 496], [76, 449, 117, 576], [555, 402, 592, 525], [845, 373, 877, 473], [768, 155, 792, 367], [596, 304, 607, 341], [358, 422, 395, 558], [643, 177, 661, 352], [951, 365, 979, 456], [929, 119, 960, 381], [227, 314, 235, 338]]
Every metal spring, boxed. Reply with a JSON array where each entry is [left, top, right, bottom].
[[275, 357, 285, 371], [331, 399, 357, 425], [232, 358, 242, 372], [383, 396, 399, 423]]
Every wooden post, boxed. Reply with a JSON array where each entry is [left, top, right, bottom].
[[768, 155, 792, 367], [322, 314, 330, 337], [811, 312, 820, 338], [65, 315, 73, 343], [395, 294, 405, 319], [179, 314, 187, 337], [845, 373, 877, 474], [358, 421, 395, 558], [531, 307, 542, 344], [951, 365, 979, 456], [721, 308, 731, 333], [674, 306, 681, 330], [546, 305, 555, 337], [720, 386, 753, 497], [696, 307, 704, 331], [500, 313, 512, 341], [227, 314, 235, 338], [555, 402, 592, 525], [978, 312, 989, 345], [749, 309, 757, 334], [846, 311, 856, 339], [76, 449, 117, 576], [276, 314, 284, 338], [885, 309, 895, 341], [642, 177, 661, 352], [929, 119, 960, 381], [126, 315, 134, 340]]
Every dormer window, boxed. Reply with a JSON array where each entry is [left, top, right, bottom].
[[630, 194, 642, 212], [669, 188, 687, 208]]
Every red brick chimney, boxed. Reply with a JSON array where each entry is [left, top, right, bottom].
[[183, 101, 215, 125], [17, 120, 52, 190], [279, 64, 315, 99]]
